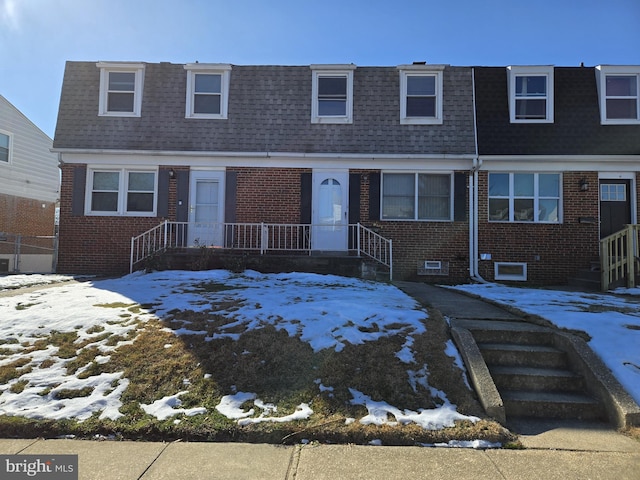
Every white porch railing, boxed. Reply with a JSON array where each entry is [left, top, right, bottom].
[[130, 221, 392, 279], [600, 224, 640, 291]]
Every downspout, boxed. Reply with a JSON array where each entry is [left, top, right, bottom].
[[470, 68, 488, 284]]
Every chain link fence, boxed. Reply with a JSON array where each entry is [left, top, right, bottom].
[[0, 233, 57, 273]]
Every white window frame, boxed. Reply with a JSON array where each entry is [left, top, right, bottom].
[[381, 172, 454, 222], [494, 262, 527, 281], [310, 65, 356, 124], [507, 66, 554, 123], [595, 65, 640, 125], [0, 130, 12, 164], [85, 167, 157, 217], [398, 64, 445, 125], [184, 63, 232, 119], [488, 172, 562, 223], [97, 62, 145, 117]]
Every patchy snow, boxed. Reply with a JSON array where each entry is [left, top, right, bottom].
[[349, 388, 478, 430], [140, 391, 207, 420], [0, 270, 474, 431], [449, 283, 640, 405]]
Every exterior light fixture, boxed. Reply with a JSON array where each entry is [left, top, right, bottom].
[[579, 178, 589, 191]]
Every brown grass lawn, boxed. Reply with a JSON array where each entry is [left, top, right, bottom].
[[0, 282, 515, 446]]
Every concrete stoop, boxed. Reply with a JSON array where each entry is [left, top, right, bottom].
[[451, 318, 640, 428]]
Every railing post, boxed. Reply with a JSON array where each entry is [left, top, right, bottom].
[[389, 239, 393, 281], [357, 223, 361, 257], [627, 224, 635, 289], [163, 220, 168, 250]]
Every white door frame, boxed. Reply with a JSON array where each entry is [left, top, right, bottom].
[[312, 169, 349, 251], [188, 170, 225, 246]]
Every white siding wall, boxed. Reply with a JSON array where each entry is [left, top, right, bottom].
[[0, 95, 59, 203]]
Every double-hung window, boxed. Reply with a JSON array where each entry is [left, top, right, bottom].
[[596, 66, 640, 124], [382, 173, 452, 221], [507, 66, 554, 123], [185, 64, 231, 119], [488, 173, 560, 223], [399, 65, 444, 124], [87, 168, 157, 216], [311, 65, 355, 124], [0, 131, 11, 163], [97, 62, 145, 116]]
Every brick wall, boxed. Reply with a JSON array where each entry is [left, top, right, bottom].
[[231, 167, 307, 223], [477, 171, 600, 285], [57, 164, 168, 275], [0, 193, 56, 236], [353, 169, 470, 283]]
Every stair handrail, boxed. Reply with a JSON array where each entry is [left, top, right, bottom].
[[130, 221, 171, 273], [356, 223, 393, 280], [600, 224, 640, 291]]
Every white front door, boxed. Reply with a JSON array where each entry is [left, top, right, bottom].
[[312, 170, 349, 251], [188, 171, 225, 246]]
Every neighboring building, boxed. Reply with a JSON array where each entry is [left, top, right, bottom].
[[0, 95, 60, 273], [473, 65, 640, 285], [52, 61, 640, 286]]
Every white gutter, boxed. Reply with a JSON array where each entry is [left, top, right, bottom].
[[470, 68, 488, 284]]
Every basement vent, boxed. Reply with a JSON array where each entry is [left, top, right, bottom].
[[0, 259, 8, 273], [494, 262, 527, 281], [417, 260, 449, 276]]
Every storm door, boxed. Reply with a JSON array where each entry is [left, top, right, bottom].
[[312, 170, 349, 251], [188, 171, 225, 246]]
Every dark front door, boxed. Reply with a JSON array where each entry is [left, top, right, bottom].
[[600, 179, 632, 239]]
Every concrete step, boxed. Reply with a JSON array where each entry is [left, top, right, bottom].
[[489, 365, 586, 392], [479, 343, 568, 369], [455, 320, 556, 346], [502, 390, 606, 421]]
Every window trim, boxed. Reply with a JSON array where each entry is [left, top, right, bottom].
[[398, 64, 445, 125], [595, 65, 640, 125], [507, 66, 554, 123], [0, 130, 12, 164], [380, 171, 454, 222], [184, 63, 232, 119], [97, 62, 145, 117], [310, 65, 356, 124], [494, 262, 527, 281], [85, 167, 158, 217], [488, 172, 562, 224]]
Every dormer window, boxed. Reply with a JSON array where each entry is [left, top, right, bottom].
[[398, 64, 444, 125], [311, 65, 355, 124], [185, 63, 232, 119], [596, 66, 640, 124], [507, 66, 554, 123], [97, 62, 145, 117]]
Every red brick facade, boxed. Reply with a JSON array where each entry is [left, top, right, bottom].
[[57, 163, 639, 284], [0, 192, 56, 236], [476, 171, 633, 285]]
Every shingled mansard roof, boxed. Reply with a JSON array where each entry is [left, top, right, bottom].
[[473, 66, 640, 156], [53, 62, 476, 156]]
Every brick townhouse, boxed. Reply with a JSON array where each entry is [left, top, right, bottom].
[[52, 61, 640, 287]]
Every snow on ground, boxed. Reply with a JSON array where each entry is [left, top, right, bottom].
[[449, 283, 640, 405], [0, 270, 476, 432], [0, 274, 79, 291]]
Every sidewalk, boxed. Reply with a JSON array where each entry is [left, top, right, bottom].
[[1, 282, 638, 479], [1, 426, 638, 480]]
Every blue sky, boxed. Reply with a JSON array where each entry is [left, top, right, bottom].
[[1, 0, 639, 138]]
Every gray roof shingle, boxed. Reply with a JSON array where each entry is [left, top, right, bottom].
[[53, 62, 476, 155]]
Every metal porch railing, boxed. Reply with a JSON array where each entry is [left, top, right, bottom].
[[600, 224, 640, 291], [130, 221, 392, 279]]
